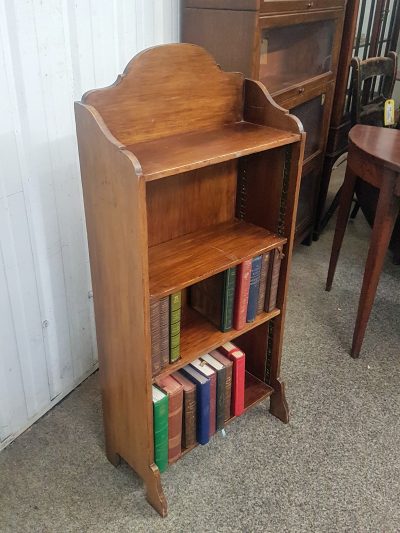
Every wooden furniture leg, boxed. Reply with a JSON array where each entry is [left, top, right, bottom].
[[326, 166, 358, 291], [145, 465, 168, 517], [351, 175, 399, 357]]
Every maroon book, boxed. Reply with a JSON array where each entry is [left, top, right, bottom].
[[233, 259, 252, 330], [154, 375, 183, 463], [265, 246, 284, 312]]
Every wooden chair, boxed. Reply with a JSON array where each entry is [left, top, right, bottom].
[[326, 125, 400, 358]]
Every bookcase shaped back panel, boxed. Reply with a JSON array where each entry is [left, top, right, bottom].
[[82, 44, 244, 146]]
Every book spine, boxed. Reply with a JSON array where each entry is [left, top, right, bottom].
[[256, 253, 270, 315], [233, 259, 252, 330], [168, 389, 183, 464], [153, 394, 168, 473], [183, 388, 197, 448], [216, 366, 226, 430], [246, 255, 263, 322], [265, 247, 284, 312], [170, 291, 181, 363], [221, 267, 237, 332], [159, 296, 170, 368], [209, 374, 217, 437], [150, 299, 161, 375], [224, 364, 233, 421], [233, 357, 245, 417]]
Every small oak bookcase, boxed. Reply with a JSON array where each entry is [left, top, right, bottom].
[[75, 44, 305, 517]]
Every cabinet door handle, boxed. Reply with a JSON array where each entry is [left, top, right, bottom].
[[298, 87, 305, 94], [307, 1, 314, 7]]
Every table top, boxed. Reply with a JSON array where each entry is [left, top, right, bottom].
[[349, 125, 400, 175]]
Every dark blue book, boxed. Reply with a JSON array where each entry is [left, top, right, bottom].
[[180, 365, 210, 445], [246, 255, 263, 322]]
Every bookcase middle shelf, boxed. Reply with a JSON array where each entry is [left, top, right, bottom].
[[149, 219, 287, 299], [152, 306, 280, 382]]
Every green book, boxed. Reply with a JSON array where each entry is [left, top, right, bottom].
[[152, 386, 168, 473], [221, 267, 237, 331], [170, 291, 182, 362]]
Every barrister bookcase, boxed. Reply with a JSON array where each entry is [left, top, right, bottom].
[[182, 0, 346, 244], [75, 44, 305, 516]]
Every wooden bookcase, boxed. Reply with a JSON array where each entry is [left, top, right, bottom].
[[181, 0, 346, 245], [75, 44, 305, 517]]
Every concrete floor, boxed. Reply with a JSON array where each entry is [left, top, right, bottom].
[[1, 211, 400, 532]]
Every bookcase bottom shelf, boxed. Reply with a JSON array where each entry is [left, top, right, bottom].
[[177, 372, 273, 461]]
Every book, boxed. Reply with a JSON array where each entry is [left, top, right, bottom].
[[218, 342, 245, 417], [172, 371, 197, 448], [265, 246, 284, 312], [190, 267, 237, 332], [154, 375, 183, 463], [190, 358, 217, 437], [246, 255, 263, 322], [256, 253, 270, 315], [160, 296, 170, 368], [233, 259, 252, 330], [200, 353, 226, 431], [150, 299, 161, 374], [152, 386, 168, 473], [209, 349, 233, 422], [170, 291, 182, 362], [180, 365, 210, 445]]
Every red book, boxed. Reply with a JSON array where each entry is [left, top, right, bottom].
[[154, 375, 183, 463], [218, 342, 245, 417], [190, 359, 217, 437], [233, 260, 252, 330]]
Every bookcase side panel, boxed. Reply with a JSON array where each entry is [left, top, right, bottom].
[[146, 161, 237, 247], [75, 103, 156, 481]]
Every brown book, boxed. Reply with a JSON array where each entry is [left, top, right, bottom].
[[209, 349, 232, 422], [264, 246, 284, 312], [154, 375, 183, 464], [159, 296, 169, 368], [150, 299, 161, 375], [172, 371, 197, 448], [256, 252, 270, 315]]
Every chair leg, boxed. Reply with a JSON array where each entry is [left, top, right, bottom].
[[326, 167, 357, 292], [351, 176, 399, 358]]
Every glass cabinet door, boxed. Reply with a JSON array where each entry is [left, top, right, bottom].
[[259, 18, 336, 94], [291, 94, 326, 161]]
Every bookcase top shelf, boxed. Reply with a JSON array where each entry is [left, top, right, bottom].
[[149, 220, 287, 298], [127, 122, 300, 181]]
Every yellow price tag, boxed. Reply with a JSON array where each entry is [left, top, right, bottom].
[[384, 99, 395, 126]]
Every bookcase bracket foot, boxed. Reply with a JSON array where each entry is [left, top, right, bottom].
[[106, 449, 121, 467], [269, 379, 289, 424], [145, 464, 168, 517]]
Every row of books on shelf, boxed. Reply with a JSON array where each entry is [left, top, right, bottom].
[[151, 245, 284, 375], [152, 342, 245, 473]]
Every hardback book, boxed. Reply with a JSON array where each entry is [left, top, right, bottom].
[[246, 255, 263, 322], [190, 358, 217, 437], [200, 353, 226, 431], [160, 296, 170, 368], [209, 349, 233, 422], [218, 342, 245, 417], [150, 299, 161, 374], [180, 365, 210, 445], [152, 386, 168, 473], [233, 259, 252, 330], [256, 253, 270, 315], [170, 291, 182, 363], [172, 371, 197, 449], [264, 246, 284, 312], [190, 267, 237, 332], [154, 375, 183, 463]]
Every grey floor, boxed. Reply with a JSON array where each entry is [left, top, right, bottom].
[[1, 208, 400, 532]]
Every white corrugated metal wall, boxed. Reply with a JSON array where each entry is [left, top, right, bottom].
[[0, 0, 179, 451]]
